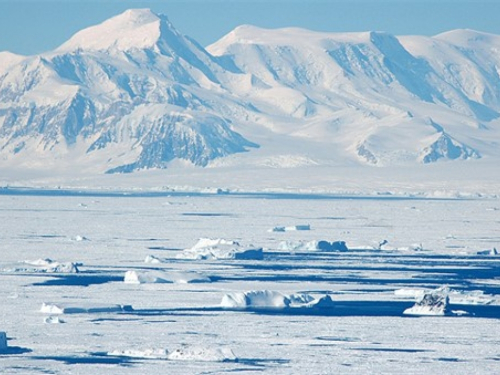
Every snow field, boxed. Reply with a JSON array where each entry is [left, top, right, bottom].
[[0, 192, 499, 374]]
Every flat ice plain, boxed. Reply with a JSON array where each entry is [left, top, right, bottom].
[[1, 189, 499, 374]]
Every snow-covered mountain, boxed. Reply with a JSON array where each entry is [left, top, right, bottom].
[[0, 8, 499, 174]]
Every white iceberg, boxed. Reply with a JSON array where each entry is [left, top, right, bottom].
[[124, 270, 211, 284], [176, 238, 263, 260], [221, 290, 334, 310], [0, 332, 6, 350], [1, 259, 79, 273], [396, 287, 495, 305], [40, 302, 133, 314], [403, 287, 450, 316], [278, 240, 348, 252]]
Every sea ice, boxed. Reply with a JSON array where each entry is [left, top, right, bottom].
[[220, 290, 334, 310], [176, 238, 263, 260], [0, 332, 6, 350], [124, 270, 211, 284]]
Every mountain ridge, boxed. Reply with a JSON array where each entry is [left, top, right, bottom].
[[0, 8, 499, 175]]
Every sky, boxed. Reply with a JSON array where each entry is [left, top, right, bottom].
[[0, 0, 499, 55]]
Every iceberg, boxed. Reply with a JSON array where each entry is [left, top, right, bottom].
[[403, 287, 450, 316], [124, 270, 211, 284], [176, 238, 263, 260], [221, 290, 334, 310]]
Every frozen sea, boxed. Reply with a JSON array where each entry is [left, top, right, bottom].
[[0, 189, 499, 374]]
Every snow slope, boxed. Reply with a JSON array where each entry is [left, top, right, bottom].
[[0, 8, 499, 190]]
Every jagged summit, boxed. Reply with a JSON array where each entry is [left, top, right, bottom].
[[56, 9, 173, 52]]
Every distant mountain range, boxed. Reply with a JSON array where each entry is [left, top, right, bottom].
[[0, 8, 499, 174]]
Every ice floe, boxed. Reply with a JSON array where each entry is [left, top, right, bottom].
[[269, 224, 310, 232], [1, 259, 79, 273], [108, 346, 236, 362], [278, 240, 348, 252], [176, 238, 263, 260], [124, 270, 211, 284], [40, 302, 133, 314], [221, 290, 334, 310]]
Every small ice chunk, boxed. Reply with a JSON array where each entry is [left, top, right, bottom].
[[73, 235, 89, 242], [144, 255, 163, 264], [44, 316, 65, 324], [0, 332, 7, 350]]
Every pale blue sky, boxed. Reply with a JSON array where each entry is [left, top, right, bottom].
[[1, 0, 499, 55]]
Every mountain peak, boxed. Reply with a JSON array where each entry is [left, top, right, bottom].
[[56, 8, 171, 52]]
